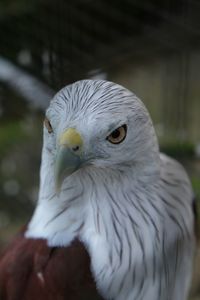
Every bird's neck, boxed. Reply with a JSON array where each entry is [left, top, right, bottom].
[[26, 153, 162, 299], [86, 169, 164, 300], [26, 147, 160, 246]]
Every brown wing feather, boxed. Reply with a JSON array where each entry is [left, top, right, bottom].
[[0, 228, 103, 300]]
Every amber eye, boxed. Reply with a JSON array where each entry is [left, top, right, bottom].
[[44, 117, 53, 133], [107, 125, 127, 144]]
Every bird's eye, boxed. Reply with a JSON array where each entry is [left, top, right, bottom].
[[44, 117, 53, 133], [107, 125, 127, 144]]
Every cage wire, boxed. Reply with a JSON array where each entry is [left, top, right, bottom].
[[0, 0, 200, 141], [0, 0, 199, 86]]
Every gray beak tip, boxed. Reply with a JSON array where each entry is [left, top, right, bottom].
[[55, 146, 82, 190]]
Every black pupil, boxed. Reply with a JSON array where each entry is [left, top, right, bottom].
[[111, 129, 120, 139]]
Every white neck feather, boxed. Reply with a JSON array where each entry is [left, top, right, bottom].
[[26, 145, 163, 299]]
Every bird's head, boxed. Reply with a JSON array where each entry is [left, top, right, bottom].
[[43, 80, 160, 191], [27, 79, 161, 243]]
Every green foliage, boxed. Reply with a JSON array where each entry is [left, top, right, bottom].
[[191, 177, 200, 214], [0, 122, 27, 156], [160, 141, 195, 159]]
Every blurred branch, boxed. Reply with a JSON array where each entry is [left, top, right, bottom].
[[0, 56, 54, 111]]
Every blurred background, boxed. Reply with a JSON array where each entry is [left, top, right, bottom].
[[0, 0, 199, 298]]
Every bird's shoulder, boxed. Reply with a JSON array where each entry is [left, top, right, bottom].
[[159, 153, 193, 203], [160, 153, 191, 183], [0, 226, 103, 300]]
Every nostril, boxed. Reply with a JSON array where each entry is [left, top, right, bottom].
[[72, 145, 80, 152]]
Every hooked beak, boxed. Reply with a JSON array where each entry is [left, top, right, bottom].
[[55, 128, 84, 190]]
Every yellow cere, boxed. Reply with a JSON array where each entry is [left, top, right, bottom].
[[59, 128, 83, 147]]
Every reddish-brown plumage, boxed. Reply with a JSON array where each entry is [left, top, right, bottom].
[[0, 228, 104, 300]]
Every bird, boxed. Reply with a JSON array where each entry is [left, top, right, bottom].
[[0, 79, 195, 300]]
